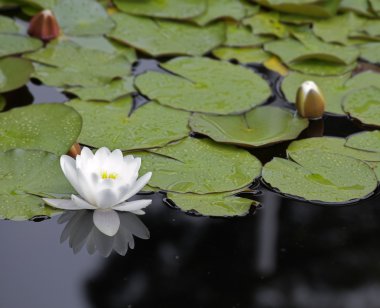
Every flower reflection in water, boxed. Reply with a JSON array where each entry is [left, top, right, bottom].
[[58, 210, 150, 257]]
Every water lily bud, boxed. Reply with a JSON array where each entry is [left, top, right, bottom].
[[28, 9, 60, 42], [67, 143, 81, 158], [295, 81, 326, 120]]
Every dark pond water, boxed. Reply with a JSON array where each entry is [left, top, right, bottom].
[[2, 60, 380, 308]]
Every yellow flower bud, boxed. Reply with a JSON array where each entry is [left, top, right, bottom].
[[295, 81, 326, 119]]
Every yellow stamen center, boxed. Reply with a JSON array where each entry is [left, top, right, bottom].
[[101, 171, 118, 180]]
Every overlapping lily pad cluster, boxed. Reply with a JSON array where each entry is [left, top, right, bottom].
[[0, 0, 379, 221]]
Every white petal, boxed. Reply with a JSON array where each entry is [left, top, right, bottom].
[[131, 210, 145, 215], [43, 198, 80, 210], [123, 155, 134, 163], [76, 168, 97, 204], [93, 209, 120, 237], [94, 188, 120, 209], [112, 199, 152, 212], [77, 147, 94, 168], [71, 195, 97, 210], [94, 147, 111, 163], [60, 155, 80, 189], [119, 172, 152, 201]]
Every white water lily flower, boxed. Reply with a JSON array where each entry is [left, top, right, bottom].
[[43, 147, 152, 237]]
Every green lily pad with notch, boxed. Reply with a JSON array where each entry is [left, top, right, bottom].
[[0, 33, 42, 58], [264, 31, 359, 65], [166, 189, 258, 217], [0, 103, 82, 155], [0, 16, 20, 33], [64, 77, 135, 102], [53, 0, 114, 36], [0, 57, 34, 93], [342, 86, 380, 127], [135, 137, 262, 194], [0, 149, 74, 220], [108, 13, 225, 57], [25, 40, 131, 87], [191, 0, 247, 25], [359, 43, 380, 63], [224, 22, 273, 47], [67, 36, 137, 63], [243, 12, 289, 38], [263, 150, 377, 203], [212, 46, 271, 63], [114, 0, 207, 20], [135, 57, 271, 115], [190, 106, 308, 147], [255, 0, 341, 17], [287, 136, 380, 162], [287, 59, 357, 76], [66, 97, 190, 151], [345, 130, 380, 152]]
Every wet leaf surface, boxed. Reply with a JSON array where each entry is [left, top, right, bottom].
[[190, 106, 308, 147], [0, 103, 82, 155], [66, 97, 190, 151], [345, 130, 380, 153], [136, 57, 271, 114], [136, 137, 262, 194], [0, 149, 74, 220], [263, 150, 378, 203]]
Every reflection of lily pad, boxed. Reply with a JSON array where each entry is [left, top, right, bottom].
[[343, 87, 380, 127], [346, 131, 380, 153], [191, 0, 246, 25], [263, 150, 377, 203], [25, 41, 130, 87], [190, 106, 308, 147], [135, 57, 271, 114], [212, 47, 271, 63], [288, 136, 380, 162], [114, 0, 207, 19], [264, 31, 359, 65], [0, 33, 42, 58], [53, 0, 114, 36], [0, 149, 74, 220], [167, 189, 258, 217], [109, 13, 225, 57], [0, 57, 34, 93], [64, 77, 135, 102], [136, 137, 262, 194], [0, 103, 82, 155], [66, 97, 190, 151]]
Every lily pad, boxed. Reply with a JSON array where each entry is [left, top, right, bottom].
[[287, 136, 380, 162], [190, 106, 308, 147], [113, 0, 207, 20], [243, 12, 289, 38], [53, 0, 114, 36], [287, 59, 356, 76], [359, 43, 380, 63], [0, 103, 82, 155], [25, 40, 130, 87], [212, 47, 271, 63], [0, 33, 42, 58], [342, 87, 380, 127], [224, 22, 273, 47], [263, 150, 377, 203], [135, 57, 271, 115], [264, 31, 359, 65], [136, 137, 262, 194], [108, 13, 225, 57], [0, 149, 74, 220], [191, 0, 246, 25], [0, 16, 20, 33], [166, 190, 258, 217], [346, 130, 380, 153], [255, 0, 341, 17], [66, 97, 190, 151], [64, 77, 135, 102], [0, 57, 34, 93], [339, 0, 372, 16]]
